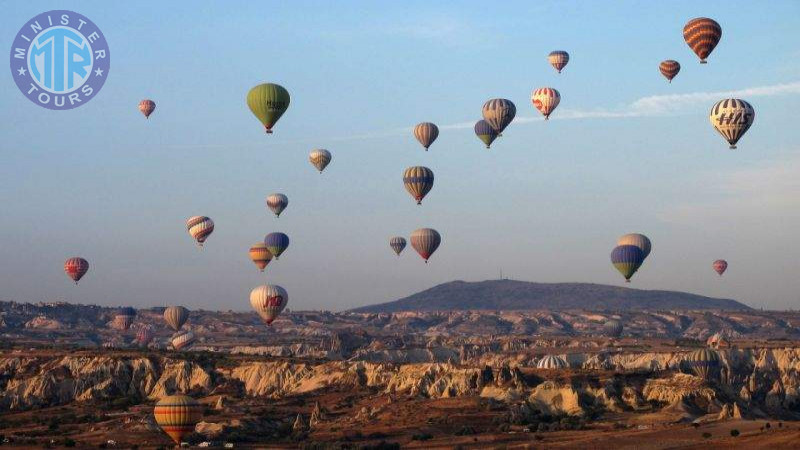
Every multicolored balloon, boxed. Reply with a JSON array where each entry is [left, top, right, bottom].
[[659, 60, 681, 83], [309, 148, 332, 173], [410, 228, 441, 263], [154, 395, 203, 445], [247, 83, 290, 134], [683, 18, 722, 64], [617, 233, 652, 259], [264, 232, 289, 259], [250, 284, 288, 325], [136, 326, 154, 346], [138, 99, 156, 119], [603, 319, 623, 338], [610, 245, 644, 283], [64, 257, 89, 285], [548, 51, 569, 73], [266, 193, 288, 217], [403, 166, 434, 205], [474, 120, 498, 149], [249, 243, 273, 272], [531, 88, 560, 120], [713, 259, 728, 276], [164, 306, 189, 332], [114, 307, 137, 331], [710, 99, 754, 149], [482, 99, 516, 135], [684, 348, 720, 380], [389, 236, 406, 256], [187, 216, 214, 247], [171, 330, 196, 350], [413, 122, 439, 150]]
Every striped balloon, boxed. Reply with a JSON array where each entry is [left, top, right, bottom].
[[610, 245, 644, 282], [474, 120, 498, 149], [603, 319, 623, 338], [250, 284, 288, 325], [684, 348, 720, 380], [547, 50, 569, 73], [683, 18, 722, 64], [171, 330, 196, 350], [617, 233, 651, 259], [537, 355, 568, 369], [186, 216, 214, 247], [266, 193, 288, 217], [264, 232, 290, 259], [64, 257, 89, 284], [136, 326, 154, 346], [713, 259, 728, 276], [154, 395, 203, 445], [531, 88, 561, 120], [114, 307, 137, 331], [309, 148, 332, 173], [413, 122, 439, 150], [389, 236, 406, 256], [164, 306, 189, 332], [410, 228, 441, 263], [246, 83, 290, 134], [403, 166, 434, 205], [710, 99, 754, 149], [138, 99, 156, 119], [659, 60, 681, 83], [249, 243, 273, 272], [482, 99, 516, 135]]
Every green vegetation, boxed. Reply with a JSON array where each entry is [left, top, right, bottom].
[[730, 429, 740, 437]]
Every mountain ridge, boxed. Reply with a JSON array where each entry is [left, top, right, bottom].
[[352, 279, 751, 312]]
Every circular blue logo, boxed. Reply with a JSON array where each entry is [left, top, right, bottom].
[[9, 10, 110, 110]]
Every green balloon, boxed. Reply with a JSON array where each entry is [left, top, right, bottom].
[[247, 83, 290, 134]]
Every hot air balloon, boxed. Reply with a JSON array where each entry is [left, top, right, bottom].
[[548, 51, 570, 73], [154, 395, 203, 445], [710, 99, 755, 149], [410, 228, 441, 263], [264, 232, 289, 259], [309, 148, 332, 173], [403, 166, 434, 205], [250, 284, 288, 325], [474, 120, 498, 149], [413, 122, 439, 150], [531, 88, 561, 120], [683, 18, 722, 64], [537, 355, 568, 369], [603, 319, 623, 338], [617, 233, 652, 259], [138, 99, 156, 119], [164, 306, 189, 332], [266, 193, 288, 217], [114, 307, 137, 331], [389, 236, 406, 256], [64, 257, 89, 285], [610, 245, 644, 283], [187, 216, 214, 247], [136, 326, 154, 347], [684, 348, 721, 380], [247, 83, 290, 134], [171, 330, 196, 350], [713, 259, 728, 276], [659, 60, 681, 83], [249, 243, 273, 272], [482, 99, 516, 135]]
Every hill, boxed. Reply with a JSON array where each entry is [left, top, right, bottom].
[[352, 279, 751, 312]]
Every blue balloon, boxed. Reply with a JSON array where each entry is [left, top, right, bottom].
[[264, 232, 290, 259]]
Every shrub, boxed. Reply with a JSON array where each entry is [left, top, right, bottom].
[[411, 433, 433, 441], [730, 429, 740, 437], [702, 432, 712, 439], [64, 438, 76, 447], [765, 422, 771, 429]]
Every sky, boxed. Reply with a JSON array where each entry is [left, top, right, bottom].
[[1, 1, 799, 311]]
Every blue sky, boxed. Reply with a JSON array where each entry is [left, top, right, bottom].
[[1, 1, 799, 311]]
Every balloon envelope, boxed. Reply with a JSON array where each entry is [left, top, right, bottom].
[[548, 50, 569, 73], [403, 166, 434, 205], [164, 306, 189, 332], [136, 326, 154, 346], [266, 193, 288, 217], [264, 232, 290, 259], [114, 307, 136, 331], [713, 259, 728, 276], [138, 99, 156, 119], [617, 233, 652, 259], [474, 120, 498, 148], [154, 395, 203, 444], [247, 83, 290, 133], [531, 87, 560, 120], [683, 18, 722, 64], [659, 60, 680, 82], [604, 319, 623, 337], [187, 216, 214, 247], [610, 245, 644, 282], [250, 284, 288, 325], [410, 228, 441, 263], [309, 149, 332, 173], [710, 99, 754, 149], [389, 236, 406, 256], [685, 348, 721, 380], [413, 122, 439, 150], [64, 257, 89, 284], [249, 243, 273, 272], [482, 99, 516, 134], [171, 330, 196, 350]]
